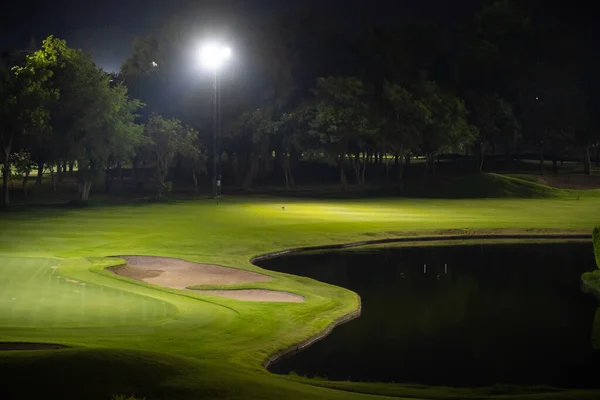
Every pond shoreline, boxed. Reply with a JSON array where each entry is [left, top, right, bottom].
[[254, 232, 591, 372]]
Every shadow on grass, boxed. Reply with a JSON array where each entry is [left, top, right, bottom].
[[0, 348, 197, 400]]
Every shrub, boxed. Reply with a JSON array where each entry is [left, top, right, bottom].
[[594, 225, 600, 269]]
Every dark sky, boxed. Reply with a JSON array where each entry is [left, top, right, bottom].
[[1, 0, 486, 72]]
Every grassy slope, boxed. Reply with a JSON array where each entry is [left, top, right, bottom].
[[404, 173, 569, 198], [582, 226, 600, 293], [1, 175, 600, 399]]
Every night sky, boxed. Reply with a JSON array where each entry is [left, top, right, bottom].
[[1, 0, 486, 72]]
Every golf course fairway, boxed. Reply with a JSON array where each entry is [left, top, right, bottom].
[[1, 194, 600, 400]]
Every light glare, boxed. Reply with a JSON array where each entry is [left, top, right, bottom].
[[200, 43, 232, 71]]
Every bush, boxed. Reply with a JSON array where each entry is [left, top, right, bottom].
[[594, 225, 600, 269]]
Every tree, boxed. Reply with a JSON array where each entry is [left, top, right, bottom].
[[33, 40, 146, 201], [9, 151, 36, 198], [103, 85, 145, 194], [223, 108, 278, 190], [1, 37, 60, 207], [305, 77, 373, 190], [144, 114, 199, 198], [472, 93, 520, 172], [381, 82, 429, 187], [416, 81, 477, 175], [519, 64, 589, 175]]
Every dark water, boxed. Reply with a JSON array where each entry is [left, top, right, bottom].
[[258, 242, 600, 388]]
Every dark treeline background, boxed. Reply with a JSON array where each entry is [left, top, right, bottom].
[[1, 0, 599, 206]]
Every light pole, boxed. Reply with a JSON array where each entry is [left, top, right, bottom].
[[199, 43, 232, 198]]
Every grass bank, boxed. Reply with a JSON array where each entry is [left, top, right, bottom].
[[1, 192, 600, 399], [582, 226, 600, 294]]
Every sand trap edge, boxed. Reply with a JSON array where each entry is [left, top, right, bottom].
[[191, 289, 305, 303]]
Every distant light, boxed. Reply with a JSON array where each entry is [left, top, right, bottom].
[[199, 43, 232, 71], [151, 61, 158, 67]]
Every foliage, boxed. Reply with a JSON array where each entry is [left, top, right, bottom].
[[473, 93, 519, 148], [143, 114, 199, 197], [9, 152, 35, 178], [381, 82, 429, 156], [416, 81, 477, 171], [0, 36, 62, 206]]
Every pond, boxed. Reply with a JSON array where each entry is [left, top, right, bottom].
[[258, 242, 600, 388]]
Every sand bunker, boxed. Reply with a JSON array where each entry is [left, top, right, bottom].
[[109, 256, 304, 303], [0, 343, 68, 351], [195, 289, 304, 303]]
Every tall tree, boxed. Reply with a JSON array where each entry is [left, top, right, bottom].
[[416, 81, 477, 175], [381, 82, 429, 187], [519, 64, 588, 175], [472, 93, 520, 172], [1, 37, 60, 207], [143, 114, 199, 198], [304, 77, 373, 190], [36, 40, 145, 201]]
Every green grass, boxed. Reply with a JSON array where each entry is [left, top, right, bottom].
[[404, 173, 569, 198], [0, 257, 176, 328], [582, 226, 600, 295], [1, 187, 600, 399]]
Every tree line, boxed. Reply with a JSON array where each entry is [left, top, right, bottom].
[[2, 0, 599, 205], [1, 37, 204, 206]]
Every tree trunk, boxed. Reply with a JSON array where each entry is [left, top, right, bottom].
[[22, 169, 31, 199], [596, 146, 600, 167], [351, 152, 363, 185], [385, 154, 393, 183], [192, 170, 199, 195], [584, 145, 592, 176], [104, 167, 112, 194], [156, 159, 168, 198], [287, 162, 295, 190], [78, 180, 92, 201], [57, 162, 63, 183], [242, 156, 258, 190], [361, 152, 367, 185], [282, 153, 295, 191], [49, 165, 56, 193], [398, 155, 404, 191], [68, 161, 74, 176], [339, 153, 347, 192], [36, 160, 44, 185]]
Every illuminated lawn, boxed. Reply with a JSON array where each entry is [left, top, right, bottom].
[[1, 192, 600, 399], [0, 257, 176, 328]]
